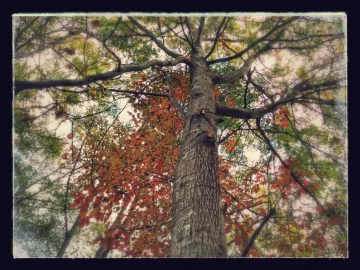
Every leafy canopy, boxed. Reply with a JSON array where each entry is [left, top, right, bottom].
[[13, 14, 347, 258]]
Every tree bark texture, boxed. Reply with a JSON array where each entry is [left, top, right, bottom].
[[170, 49, 227, 257]]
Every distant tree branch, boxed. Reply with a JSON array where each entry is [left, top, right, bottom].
[[208, 17, 298, 65], [267, 32, 344, 43], [184, 17, 195, 48], [15, 17, 40, 50], [255, 118, 346, 234], [15, 30, 83, 59], [83, 29, 122, 70], [127, 17, 181, 59], [215, 78, 345, 119], [56, 215, 80, 258], [212, 45, 271, 85], [179, 17, 195, 51], [241, 208, 276, 257], [204, 18, 227, 59]]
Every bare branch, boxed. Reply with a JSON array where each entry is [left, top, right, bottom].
[[215, 77, 345, 119], [15, 56, 188, 94], [204, 18, 227, 59], [255, 118, 346, 234], [127, 17, 181, 58], [212, 45, 271, 85], [241, 208, 276, 257], [194, 17, 205, 48], [15, 17, 40, 50], [208, 17, 298, 65], [56, 215, 80, 257], [15, 30, 83, 59], [179, 17, 195, 51]]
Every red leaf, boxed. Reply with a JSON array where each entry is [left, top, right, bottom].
[[225, 224, 232, 234], [224, 196, 231, 206], [331, 218, 340, 225], [236, 203, 243, 210], [94, 197, 102, 207], [316, 206, 324, 213], [281, 120, 289, 128], [259, 208, 266, 217], [243, 192, 252, 199], [234, 234, 241, 245], [70, 200, 80, 209], [67, 133, 73, 140], [155, 159, 165, 171]]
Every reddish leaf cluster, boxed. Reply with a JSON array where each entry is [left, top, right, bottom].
[[224, 138, 237, 152], [272, 106, 290, 128]]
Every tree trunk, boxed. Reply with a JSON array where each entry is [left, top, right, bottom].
[[170, 50, 227, 257], [56, 215, 80, 257], [95, 243, 111, 258]]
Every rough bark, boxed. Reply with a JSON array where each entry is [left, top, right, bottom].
[[170, 48, 227, 257]]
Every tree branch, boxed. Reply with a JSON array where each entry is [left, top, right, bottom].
[[56, 215, 80, 257], [127, 17, 181, 59], [184, 17, 195, 48], [212, 45, 271, 85], [15, 17, 40, 50], [179, 17, 195, 51], [208, 17, 298, 65], [215, 78, 345, 119], [194, 17, 205, 48], [15, 57, 188, 94], [15, 30, 83, 59], [241, 208, 276, 257], [204, 18, 227, 59], [255, 118, 346, 234]]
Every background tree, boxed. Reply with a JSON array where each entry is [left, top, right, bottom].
[[13, 14, 347, 258]]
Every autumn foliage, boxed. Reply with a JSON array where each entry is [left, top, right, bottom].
[[13, 15, 347, 258]]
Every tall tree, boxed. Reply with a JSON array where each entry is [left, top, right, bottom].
[[13, 14, 347, 258]]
